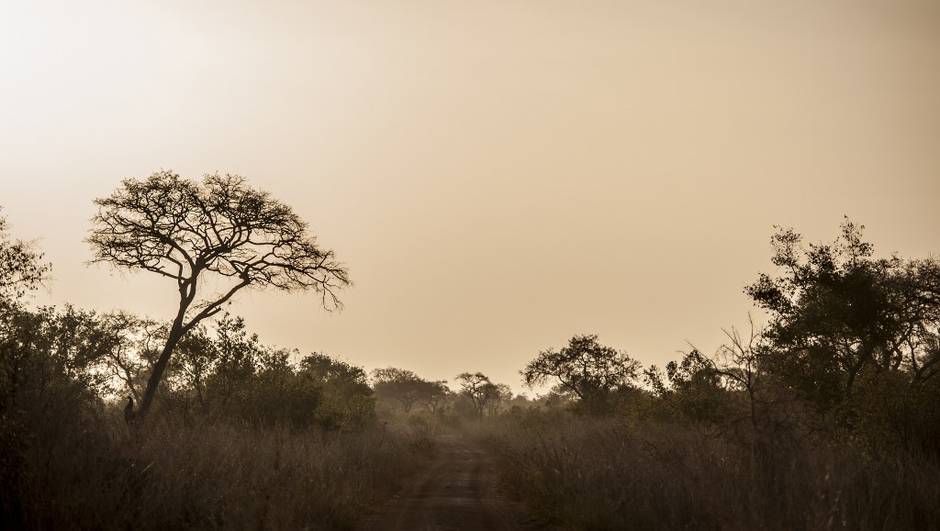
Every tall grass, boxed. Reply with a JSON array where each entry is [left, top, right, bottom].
[[482, 414, 940, 531], [9, 411, 427, 531]]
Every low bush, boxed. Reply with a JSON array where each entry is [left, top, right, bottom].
[[483, 415, 940, 531]]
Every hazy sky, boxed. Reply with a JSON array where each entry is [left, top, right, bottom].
[[1, 0, 938, 391]]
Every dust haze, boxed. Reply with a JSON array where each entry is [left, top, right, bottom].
[[2, 1, 939, 530]]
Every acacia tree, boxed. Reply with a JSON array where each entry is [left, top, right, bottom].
[[455, 372, 494, 418], [88, 171, 350, 419], [522, 334, 639, 411]]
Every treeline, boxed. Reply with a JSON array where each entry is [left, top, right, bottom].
[[0, 189, 523, 530], [477, 220, 940, 530], [3, 172, 939, 530], [498, 220, 940, 455], [0, 305, 377, 430]]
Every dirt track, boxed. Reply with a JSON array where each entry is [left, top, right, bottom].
[[357, 435, 537, 531]]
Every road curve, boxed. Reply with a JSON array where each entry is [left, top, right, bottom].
[[357, 435, 536, 531]]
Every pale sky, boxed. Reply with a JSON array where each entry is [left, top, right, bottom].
[[1, 0, 938, 391]]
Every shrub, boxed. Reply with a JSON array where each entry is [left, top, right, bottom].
[[483, 415, 940, 530]]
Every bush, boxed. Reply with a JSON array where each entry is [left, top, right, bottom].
[[483, 415, 940, 531], [0, 303, 422, 530]]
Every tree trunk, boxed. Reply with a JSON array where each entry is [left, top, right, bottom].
[[136, 320, 185, 420]]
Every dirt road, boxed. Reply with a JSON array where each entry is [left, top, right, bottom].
[[357, 435, 537, 531]]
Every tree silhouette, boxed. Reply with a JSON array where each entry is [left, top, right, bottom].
[[746, 218, 940, 404], [523, 334, 639, 411], [484, 383, 513, 416], [455, 372, 494, 418], [0, 209, 50, 300], [372, 367, 449, 414], [88, 171, 349, 419]]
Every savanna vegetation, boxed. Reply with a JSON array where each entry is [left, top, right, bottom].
[[0, 175, 421, 530], [478, 220, 940, 530], [2, 172, 938, 530]]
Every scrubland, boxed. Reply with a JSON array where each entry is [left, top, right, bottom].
[[479, 413, 940, 531], [4, 196, 940, 530], [4, 410, 430, 531]]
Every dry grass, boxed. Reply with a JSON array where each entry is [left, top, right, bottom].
[[482, 414, 940, 531], [11, 412, 428, 531]]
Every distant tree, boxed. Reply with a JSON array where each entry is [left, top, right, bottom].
[[506, 392, 534, 410], [484, 383, 513, 416], [746, 219, 940, 406], [426, 380, 450, 415], [88, 172, 350, 419], [523, 334, 639, 412], [372, 367, 448, 414], [645, 349, 729, 424], [455, 372, 494, 418], [298, 353, 374, 429], [372, 368, 423, 413]]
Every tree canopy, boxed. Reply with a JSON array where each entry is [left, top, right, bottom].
[[372, 367, 448, 414], [522, 334, 639, 407], [746, 218, 940, 404], [89, 171, 349, 313], [455, 372, 496, 418]]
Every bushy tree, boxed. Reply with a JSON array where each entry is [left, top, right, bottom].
[[746, 219, 940, 407], [372, 367, 448, 415], [298, 353, 374, 429], [645, 349, 728, 424], [523, 334, 640, 413], [455, 372, 494, 418]]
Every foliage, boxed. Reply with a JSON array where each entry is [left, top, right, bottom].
[[485, 220, 940, 530], [88, 171, 350, 418], [88, 171, 349, 305], [5, 201, 940, 530], [644, 349, 731, 424], [298, 352, 375, 429], [372, 367, 449, 415], [0, 211, 50, 300], [102, 313, 378, 430], [745, 218, 940, 406], [455, 372, 496, 418], [523, 334, 640, 413]]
